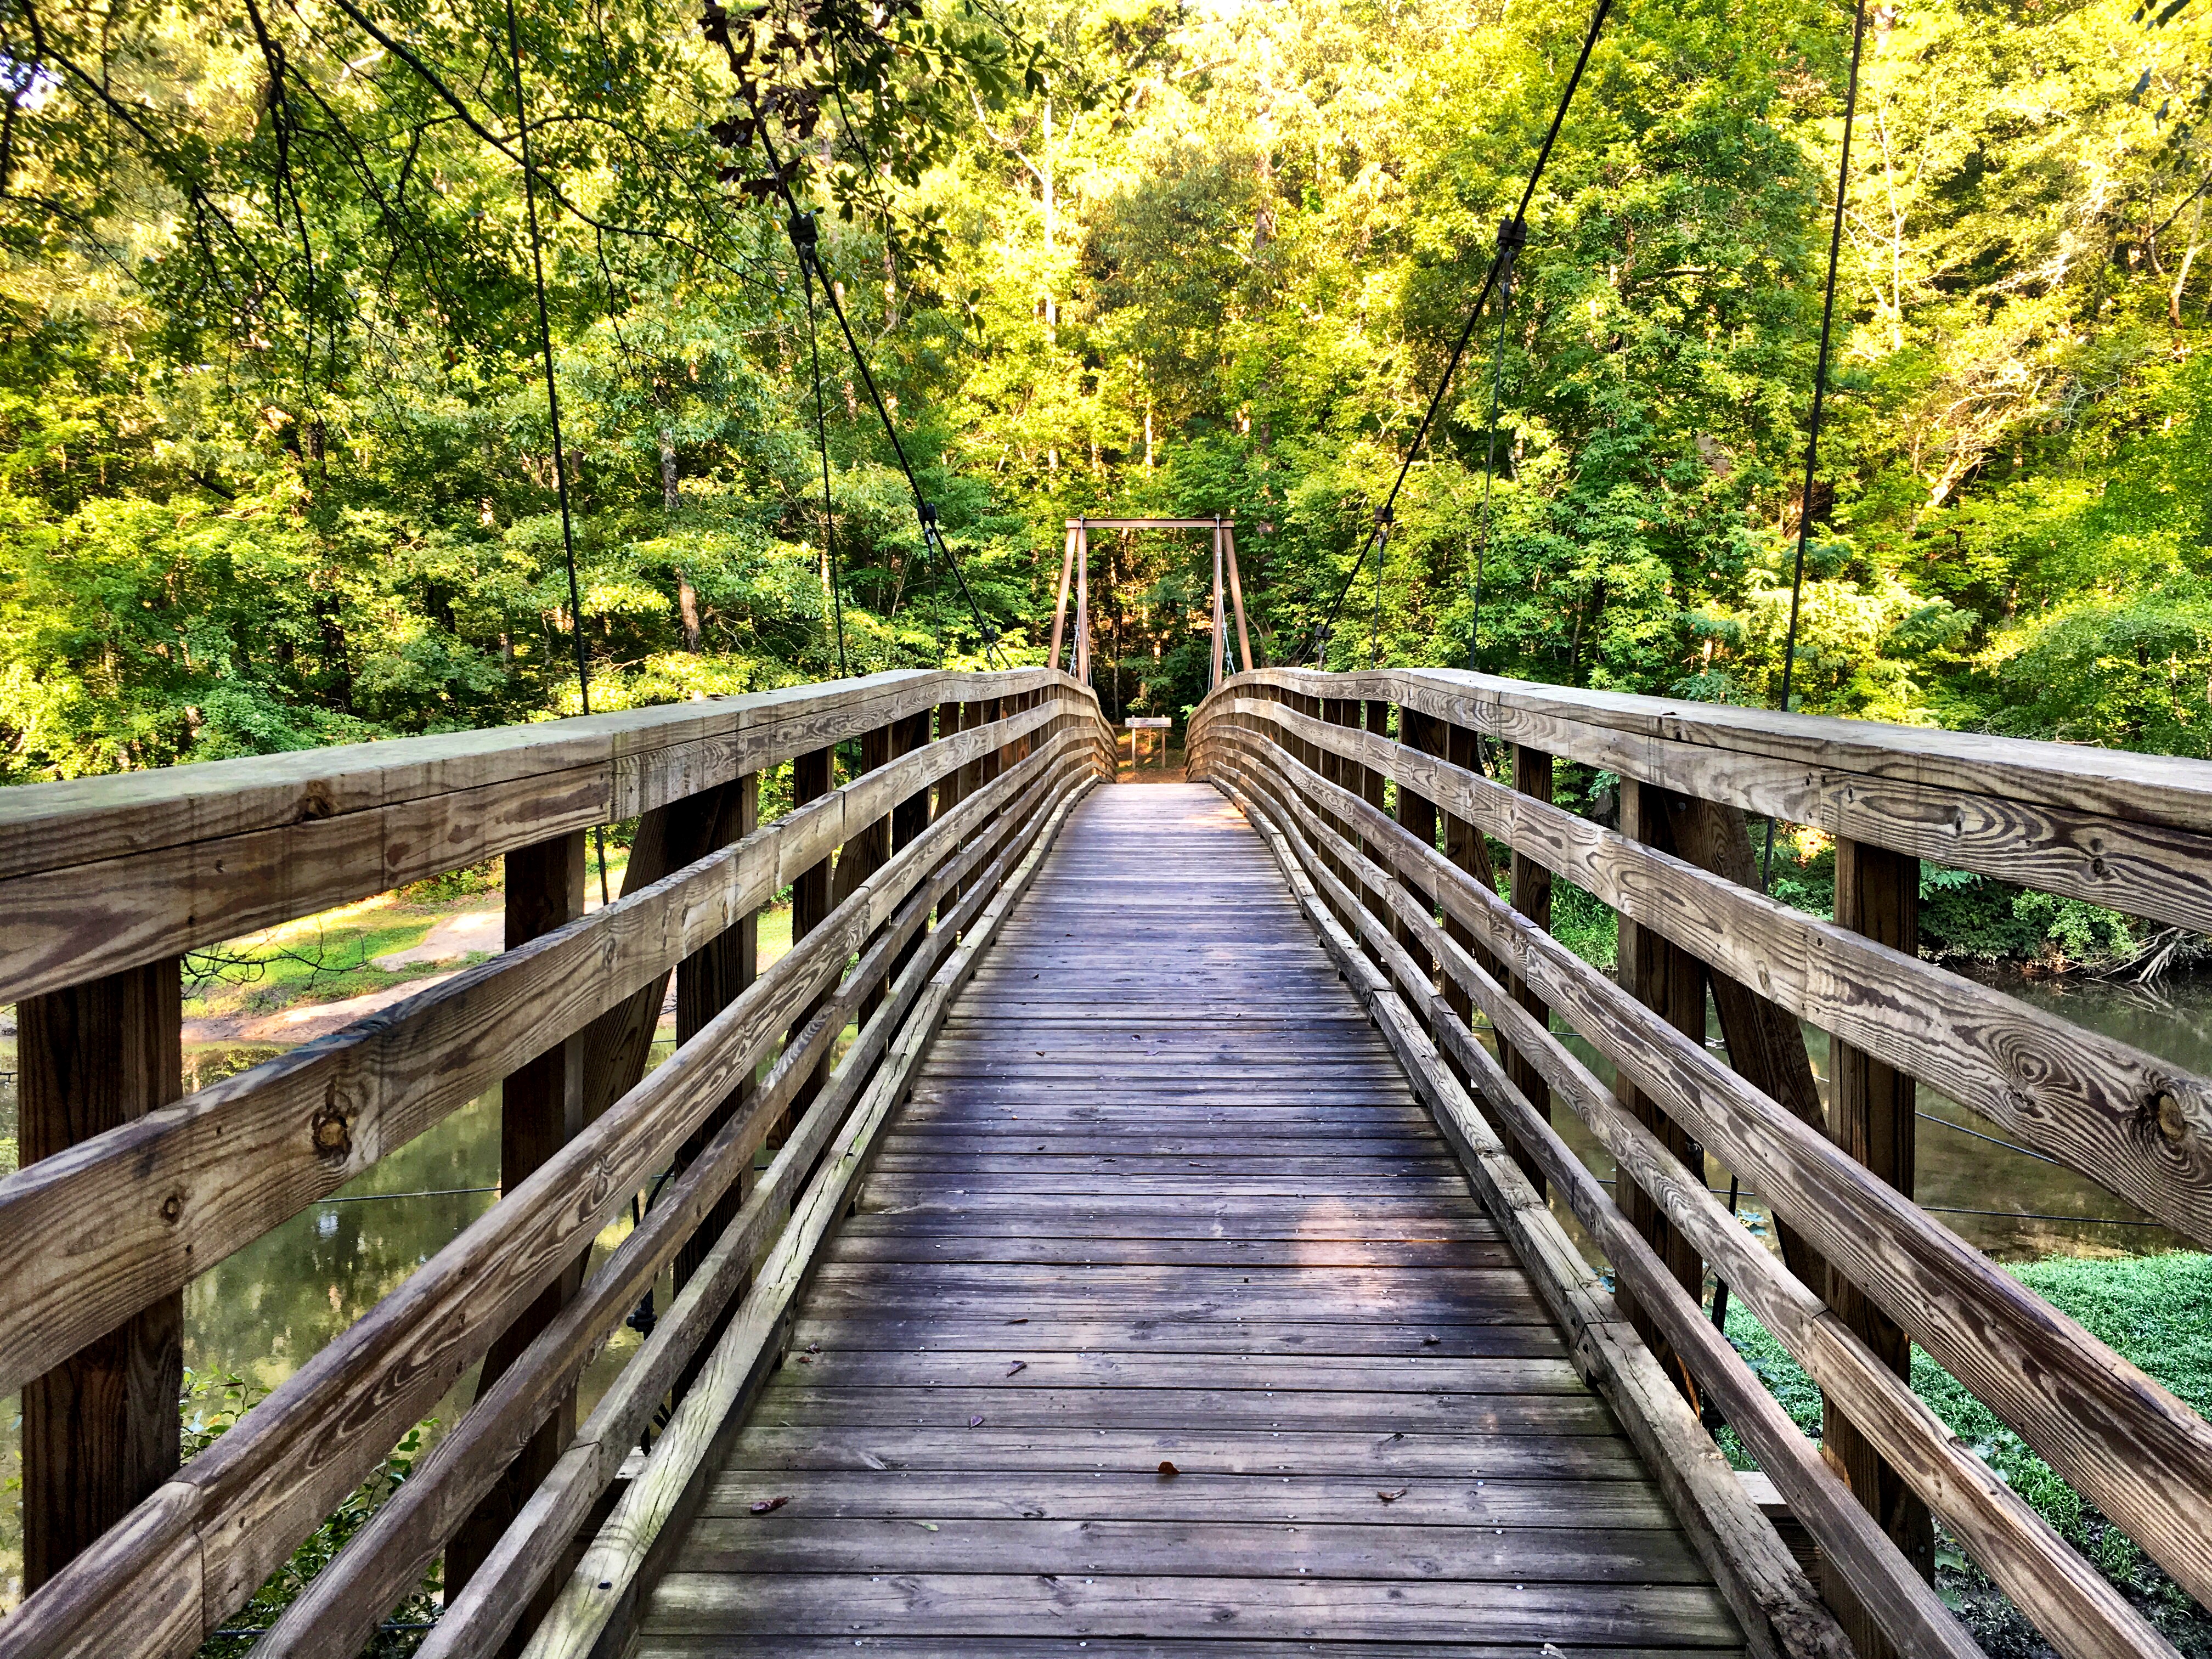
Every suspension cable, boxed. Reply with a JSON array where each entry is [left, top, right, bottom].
[[1466, 220, 1525, 670], [1758, 0, 1869, 895], [1309, 0, 1613, 665], [504, 0, 610, 906], [794, 223, 850, 678], [1715, 0, 1870, 1350]]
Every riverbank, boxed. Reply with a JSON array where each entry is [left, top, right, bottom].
[[1723, 1251, 2212, 1658]]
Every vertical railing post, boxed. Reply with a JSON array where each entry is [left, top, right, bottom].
[[18, 957, 184, 1590], [1503, 744, 1556, 1192], [776, 745, 836, 1147], [674, 771, 759, 1300], [1612, 778, 1706, 1395], [1825, 836, 1935, 1655], [1395, 707, 1440, 978], [446, 830, 588, 1611]]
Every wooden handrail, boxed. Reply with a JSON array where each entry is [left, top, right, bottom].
[[1189, 673, 2212, 1659], [0, 667, 1084, 1003], [0, 697, 1073, 1398], [0, 669, 1115, 1659]]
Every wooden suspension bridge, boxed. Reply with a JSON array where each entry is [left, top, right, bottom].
[[2, 664, 2210, 1659]]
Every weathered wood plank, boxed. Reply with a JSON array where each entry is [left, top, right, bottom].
[[1214, 730, 2212, 1632], [0, 712, 1082, 1402], [0, 670, 1101, 1002]]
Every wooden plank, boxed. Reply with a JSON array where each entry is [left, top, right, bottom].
[[0, 670, 1096, 1003], [743, 1384, 1614, 1435], [634, 1644, 1741, 1659], [1217, 700, 2212, 1249], [720, 1425, 1652, 1481], [696, 1469, 1674, 1526], [788, 1316, 1571, 1359], [18, 957, 184, 1591], [0, 713, 1085, 1404], [668, 1516, 1710, 1580], [445, 830, 589, 1610], [640, 1572, 1740, 1644], [1216, 729, 2212, 1620], [758, 1351, 1577, 1392], [1821, 836, 1935, 1657]]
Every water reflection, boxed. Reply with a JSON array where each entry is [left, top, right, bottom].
[[0, 1033, 676, 1614], [1545, 973, 2204, 1266], [0, 968, 2203, 1613]]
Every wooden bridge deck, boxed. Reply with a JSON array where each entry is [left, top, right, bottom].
[[633, 782, 1741, 1657]]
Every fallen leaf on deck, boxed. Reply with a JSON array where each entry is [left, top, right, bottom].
[[1006, 1361, 1028, 1375], [793, 1353, 814, 1364], [969, 1414, 985, 1427], [1421, 1333, 1441, 1345], [1377, 1488, 1409, 1504], [1006, 1317, 1029, 1324], [915, 1521, 939, 1531], [749, 1496, 790, 1515], [857, 1451, 889, 1470], [1157, 1460, 1180, 1477]]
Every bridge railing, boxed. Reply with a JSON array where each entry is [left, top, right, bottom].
[[0, 667, 1114, 1659], [1192, 667, 2212, 1659]]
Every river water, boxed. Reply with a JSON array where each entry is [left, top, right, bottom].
[[0, 972, 2203, 1609]]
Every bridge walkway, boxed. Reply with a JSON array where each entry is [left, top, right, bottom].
[[630, 782, 1741, 1657]]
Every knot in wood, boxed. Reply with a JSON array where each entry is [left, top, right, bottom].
[[160, 1192, 183, 1223], [311, 1105, 352, 1158], [2153, 1089, 2191, 1147], [296, 783, 337, 822]]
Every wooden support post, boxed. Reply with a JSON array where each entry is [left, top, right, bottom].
[[775, 746, 836, 1148], [673, 774, 759, 1295], [1504, 744, 1556, 1193], [935, 699, 967, 819], [831, 723, 896, 1030], [1394, 709, 1440, 981], [18, 958, 184, 1591], [1210, 523, 1227, 689], [1612, 778, 1705, 1394], [445, 831, 588, 1618], [1824, 835, 1935, 1656], [1074, 524, 1091, 684], [1357, 699, 1396, 948], [1660, 795, 1831, 1291], [1224, 523, 1255, 673], [1048, 526, 1077, 672]]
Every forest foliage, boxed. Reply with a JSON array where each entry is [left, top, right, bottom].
[[0, 0, 2207, 793]]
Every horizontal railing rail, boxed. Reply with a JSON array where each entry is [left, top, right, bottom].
[[0, 669, 1114, 1659], [1190, 667, 2211, 1659]]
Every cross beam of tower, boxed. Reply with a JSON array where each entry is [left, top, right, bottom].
[[1047, 516, 1256, 690]]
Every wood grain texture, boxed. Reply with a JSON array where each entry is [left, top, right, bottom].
[[0, 745, 1099, 1659], [1220, 746, 2172, 1659], [253, 759, 1088, 1659], [1216, 765, 1857, 1659], [18, 957, 185, 1590], [512, 775, 1092, 1659], [0, 670, 1103, 1003], [620, 783, 1745, 1659], [1210, 693, 2212, 1249], [0, 709, 1088, 1404], [1203, 719, 2212, 1620]]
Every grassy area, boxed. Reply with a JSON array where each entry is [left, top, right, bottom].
[[1721, 1251, 2212, 1657]]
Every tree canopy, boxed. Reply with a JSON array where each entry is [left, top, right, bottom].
[[1, 0, 2208, 780]]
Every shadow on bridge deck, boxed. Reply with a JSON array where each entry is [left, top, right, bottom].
[[631, 782, 1739, 1656]]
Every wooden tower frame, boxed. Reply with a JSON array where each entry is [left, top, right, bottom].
[[1046, 516, 1256, 691]]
